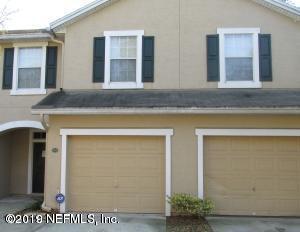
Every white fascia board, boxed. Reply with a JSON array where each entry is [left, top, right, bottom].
[[50, 0, 118, 31], [0, 33, 52, 42], [261, 0, 300, 15], [253, 0, 300, 21], [49, 0, 299, 32], [31, 107, 300, 115]]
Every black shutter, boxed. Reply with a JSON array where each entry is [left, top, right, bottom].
[[142, 36, 155, 83], [45, 47, 58, 88], [207, 35, 220, 82], [2, 48, 14, 89], [259, 34, 272, 82], [93, 37, 105, 83]]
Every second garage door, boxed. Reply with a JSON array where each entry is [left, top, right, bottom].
[[205, 136, 300, 216], [68, 136, 165, 213]]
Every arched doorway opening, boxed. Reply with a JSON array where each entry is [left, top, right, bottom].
[[0, 121, 45, 198]]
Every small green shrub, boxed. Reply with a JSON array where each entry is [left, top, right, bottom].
[[199, 198, 215, 217], [168, 193, 214, 217]]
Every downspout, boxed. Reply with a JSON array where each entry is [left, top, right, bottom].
[[40, 113, 52, 212], [40, 114, 49, 131], [40, 35, 64, 213], [42, 202, 52, 212]]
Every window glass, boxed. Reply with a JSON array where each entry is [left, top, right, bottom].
[[110, 36, 137, 82], [225, 34, 253, 81], [33, 132, 46, 139], [17, 48, 42, 89]]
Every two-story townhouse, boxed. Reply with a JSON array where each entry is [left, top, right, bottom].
[[0, 29, 62, 197], [0, 0, 300, 217]]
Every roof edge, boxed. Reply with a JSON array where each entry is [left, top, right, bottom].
[[50, 0, 300, 31], [31, 107, 300, 115], [253, 0, 300, 21], [0, 29, 55, 42], [50, 0, 118, 31]]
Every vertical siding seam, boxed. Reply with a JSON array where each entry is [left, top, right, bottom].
[[178, 0, 181, 88]]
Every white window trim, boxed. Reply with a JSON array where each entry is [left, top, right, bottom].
[[10, 42, 48, 96], [59, 128, 173, 216], [195, 129, 300, 200], [103, 30, 144, 89], [217, 28, 261, 89]]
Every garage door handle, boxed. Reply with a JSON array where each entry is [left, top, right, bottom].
[[252, 187, 256, 192]]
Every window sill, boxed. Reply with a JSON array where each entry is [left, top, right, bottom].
[[103, 82, 144, 90], [218, 81, 262, 89], [10, 89, 47, 96]]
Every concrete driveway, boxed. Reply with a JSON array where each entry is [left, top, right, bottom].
[[207, 216, 300, 232], [1, 213, 166, 232], [0, 196, 165, 231], [0, 195, 39, 221]]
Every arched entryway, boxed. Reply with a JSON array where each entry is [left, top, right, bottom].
[[0, 121, 45, 199]]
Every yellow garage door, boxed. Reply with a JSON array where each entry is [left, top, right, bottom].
[[205, 136, 300, 216], [68, 136, 165, 214]]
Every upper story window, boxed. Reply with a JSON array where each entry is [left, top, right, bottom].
[[18, 48, 43, 89], [11, 43, 47, 95], [103, 30, 144, 89], [110, 36, 136, 82], [218, 28, 261, 89]]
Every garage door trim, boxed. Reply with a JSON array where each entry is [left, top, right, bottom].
[[60, 129, 174, 216], [195, 129, 300, 200]]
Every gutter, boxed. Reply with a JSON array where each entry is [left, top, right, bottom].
[[253, 0, 300, 21], [31, 107, 300, 115]]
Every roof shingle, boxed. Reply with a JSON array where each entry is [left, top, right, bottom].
[[32, 89, 300, 110]]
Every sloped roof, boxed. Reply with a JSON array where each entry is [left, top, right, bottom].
[[32, 89, 300, 115], [50, 0, 300, 31], [50, 0, 120, 31], [0, 29, 54, 43], [253, 0, 300, 20]]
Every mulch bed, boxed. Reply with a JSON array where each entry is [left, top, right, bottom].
[[167, 216, 213, 232]]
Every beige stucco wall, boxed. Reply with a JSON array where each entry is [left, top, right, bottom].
[[0, 129, 30, 197], [10, 129, 29, 194], [44, 114, 300, 209], [0, 133, 12, 198], [62, 0, 300, 90], [0, 42, 62, 125]]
